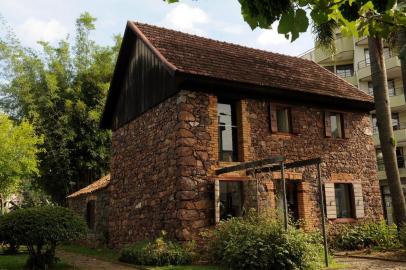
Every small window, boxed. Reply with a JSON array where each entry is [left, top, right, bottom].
[[218, 102, 238, 162], [86, 200, 96, 230], [276, 108, 291, 133], [335, 183, 354, 218], [364, 49, 370, 65], [330, 113, 343, 138], [336, 64, 354, 78], [220, 181, 243, 220], [368, 80, 395, 97], [372, 113, 399, 133]]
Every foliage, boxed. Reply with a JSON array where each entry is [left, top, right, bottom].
[[119, 231, 194, 266], [0, 114, 42, 213], [330, 220, 400, 251], [208, 211, 324, 270], [167, 0, 406, 54], [0, 13, 121, 203], [0, 206, 87, 269]]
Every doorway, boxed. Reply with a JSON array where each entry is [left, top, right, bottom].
[[286, 182, 300, 223]]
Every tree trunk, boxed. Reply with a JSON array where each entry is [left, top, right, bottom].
[[369, 36, 406, 227], [397, 30, 406, 99], [0, 193, 3, 215]]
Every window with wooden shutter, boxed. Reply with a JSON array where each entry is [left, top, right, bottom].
[[324, 111, 332, 137], [343, 113, 351, 139], [269, 103, 278, 133], [324, 183, 336, 219], [214, 180, 220, 224], [353, 183, 365, 218], [290, 107, 300, 134]]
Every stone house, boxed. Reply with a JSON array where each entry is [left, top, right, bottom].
[[70, 22, 383, 248], [67, 174, 110, 246]]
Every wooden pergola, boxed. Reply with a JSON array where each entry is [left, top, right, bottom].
[[215, 156, 329, 267]]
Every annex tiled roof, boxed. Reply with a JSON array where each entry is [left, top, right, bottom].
[[67, 174, 110, 199], [130, 21, 373, 104]]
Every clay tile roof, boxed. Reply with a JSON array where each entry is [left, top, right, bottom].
[[67, 174, 110, 199], [130, 21, 373, 104]]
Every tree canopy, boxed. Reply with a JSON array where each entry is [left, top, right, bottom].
[[0, 12, 120, 203], [0, 114, 42, 198]]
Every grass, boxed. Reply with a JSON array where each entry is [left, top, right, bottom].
[[0, 254, 74, 270], [60, 244, 222, 270], [60, 244, 120, 262]]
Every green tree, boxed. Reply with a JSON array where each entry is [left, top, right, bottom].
[[0, 12, 120, 203], [168, 0, 406, 227], [0, 114, 43, 214]]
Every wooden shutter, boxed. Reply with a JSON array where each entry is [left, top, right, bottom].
[[291, 107, 300, 134], [343, 113, 351, 139], [353, 183, 365, 218], [324, 183, 337, 219], [214, 180, 220, 224], [324, 111, 331, 137], [269, 103, 278, 133]]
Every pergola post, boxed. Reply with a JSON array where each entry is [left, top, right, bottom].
[[317, 162, 329, 267], [281, 161, 288, 231]]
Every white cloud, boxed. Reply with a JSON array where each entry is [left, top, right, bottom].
[[221, 24, 247, 35], [17, 18, 68, 45], [256, 28, 290, 48], [162, 3, 209, 36]]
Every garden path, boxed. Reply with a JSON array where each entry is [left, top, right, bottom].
[[335, 256, 406, 270], [57, 250, 140, 270]]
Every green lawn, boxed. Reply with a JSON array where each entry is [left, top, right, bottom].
[[0, 254, 74, 270], [60, 244, 223, 270]]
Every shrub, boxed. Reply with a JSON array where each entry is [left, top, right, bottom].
[[330, 220, 400, 251], [119, 231, 194, 266], [0, 206, 87, 269], [208, 211, 324, 270]]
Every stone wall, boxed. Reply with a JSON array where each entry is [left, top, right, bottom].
[[108, 89, 383, 247], [67, 188, 109, 247], [108, 93, 179, 248], [245, 99, 383, 228]]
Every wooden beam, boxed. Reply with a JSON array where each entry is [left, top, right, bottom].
[[248, 157, 322, 174], [215, 156, 284, 175]]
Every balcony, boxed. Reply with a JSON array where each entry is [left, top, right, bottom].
[[377, 156, 406, 180], [358, 51, 401, 81], [314, 37, 354, 64], [369, 88, 406, 112], [343, 75, 358, 86], [373, 122, 406, 146]]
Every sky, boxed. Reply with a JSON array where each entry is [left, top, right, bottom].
[[0, 0, 316, 56]]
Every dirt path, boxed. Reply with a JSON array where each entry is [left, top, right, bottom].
[[335, 256, 406, 270], [57, 250, 140, 270]]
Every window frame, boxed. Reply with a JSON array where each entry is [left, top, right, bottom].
[[270, 103, 293, 134], [219, 180, 244, 220], [217, 100, 239, 162], [335, 64, 354, 78], [334, 183, 355, 219], [275, 106, 292, 133], [329, 112, 344, 139]]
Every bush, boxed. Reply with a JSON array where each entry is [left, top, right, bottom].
[[330, 220, 400, 251], [119, 231, 194, 266], [208, 211, 324, 270], [0, 206, 87, 269]]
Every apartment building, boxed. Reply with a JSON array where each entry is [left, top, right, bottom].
[[301, 33, 404, 224]]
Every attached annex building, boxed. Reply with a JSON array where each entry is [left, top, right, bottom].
[[68, 22, 383, 248]]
